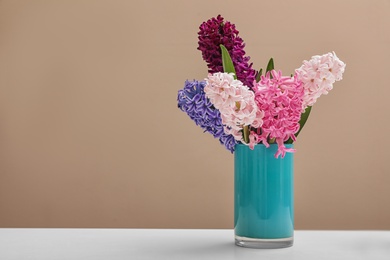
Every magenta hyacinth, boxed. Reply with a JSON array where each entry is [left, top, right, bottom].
[[197, 15, 256, 88]]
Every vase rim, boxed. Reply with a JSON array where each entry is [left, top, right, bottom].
[[235, 143, 294, 147]]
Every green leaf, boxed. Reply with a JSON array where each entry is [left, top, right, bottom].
[[220, 45, 236, 79], [286, 106, 312, 144], [256, 68, 263, 82], [266, 58, 274, 73], [296, 106, 312, 138]]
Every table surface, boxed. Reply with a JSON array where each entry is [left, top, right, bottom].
[[0, 229, 389, 260]]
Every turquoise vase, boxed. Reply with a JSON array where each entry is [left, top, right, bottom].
[[234, 143, 294, 248]]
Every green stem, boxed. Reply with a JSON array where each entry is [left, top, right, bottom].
[[243, 125, 249, 143]]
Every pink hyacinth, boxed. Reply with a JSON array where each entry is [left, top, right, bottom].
[[295, 52, 346, 110], [204, 72, 264, 143], [252, 70, 304, 158]]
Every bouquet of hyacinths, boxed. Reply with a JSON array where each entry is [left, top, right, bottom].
[[178, 15, 345, 158]]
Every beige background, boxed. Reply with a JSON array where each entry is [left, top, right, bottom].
[[0, 0, 389, 229]]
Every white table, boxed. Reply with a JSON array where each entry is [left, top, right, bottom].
[[0, 229, 389, 260]]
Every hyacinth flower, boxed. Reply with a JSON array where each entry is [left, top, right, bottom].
[[204, 72, 264, 145], [251, 70, 304, 158], [291, 52, 346, 139], [177, 80, 237, 152], [198, 15, 256, 88], [296, 52, 346, 110]]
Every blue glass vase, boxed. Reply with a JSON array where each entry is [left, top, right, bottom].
[[234, 143, 294, 248]]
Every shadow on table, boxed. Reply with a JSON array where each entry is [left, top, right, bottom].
[[163, 240, 292, 259]]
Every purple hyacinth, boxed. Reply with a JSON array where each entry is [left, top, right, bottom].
[[178, 80, 237, 152], [198, 15, 256, 88]]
